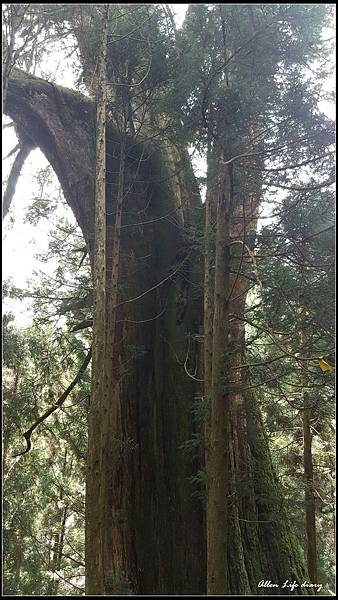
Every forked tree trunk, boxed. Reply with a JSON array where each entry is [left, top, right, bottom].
[[5, 70, 205, 595], [5, 70, 313, 596]]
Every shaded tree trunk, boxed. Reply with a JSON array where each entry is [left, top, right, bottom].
[[85, 7, 109, 593], [5, 69, 313, 596], [5, 70, 205, 595], [202, 149, 313, 594], [224, 183, 313, 594], [49, 450, 70, 594], [206, 160, 232, 594]]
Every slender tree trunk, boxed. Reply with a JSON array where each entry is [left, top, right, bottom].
[[85, 6, 109, 594], [3, 143, 33, 219], [101, 134, 130, 594], [206, 161, 232, 594], [303, 404, 317, 583], [3, 366, 20, 471], [329, 454, 335, 551], [204, 142, 215, 460], [13, 530, 23, 584]]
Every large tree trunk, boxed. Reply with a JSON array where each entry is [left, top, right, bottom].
[[201, 146, 313, 593], [224, 181, 313, 595], [5, 70, 205, 595], [5, 70, 313, 596]]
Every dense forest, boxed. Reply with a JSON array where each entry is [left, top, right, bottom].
[[2, 3, 335, 596]]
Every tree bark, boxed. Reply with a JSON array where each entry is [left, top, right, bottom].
[[5, 68, 313, 596], [203, 143, 215, 514], [226, 178, 314, 594], [202, 147, 314, 593], [4, 69, 205, 595], [303, 405, 317, 583], [86, 6, 109, 594], [206, 161, 231, 594]]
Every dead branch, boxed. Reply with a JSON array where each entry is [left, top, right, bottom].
[[2, 142, 34, 219]]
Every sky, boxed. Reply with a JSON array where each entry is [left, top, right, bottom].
[[2, 4, 335, 327]]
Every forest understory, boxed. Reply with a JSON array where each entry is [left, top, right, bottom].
[[2, 3, 336, 597]]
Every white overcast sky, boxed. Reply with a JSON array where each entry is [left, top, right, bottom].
[[2, 4, 335, 326]]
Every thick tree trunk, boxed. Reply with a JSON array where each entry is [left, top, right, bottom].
[[5, 71, 313, 596], [225, 196, 313, 594], [5, 70, 205, 595]]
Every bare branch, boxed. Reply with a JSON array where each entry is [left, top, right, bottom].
[[3, 142, 20, 160], [2, 142, 34, 219]]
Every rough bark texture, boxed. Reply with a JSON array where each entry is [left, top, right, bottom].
[[203, 143, 215, 426], [5, 70, 205, 595], [86, 9, 109, 594], [224, 180, 313, 595], [206, 162, 232, 594], [201, 149, 312, 594]]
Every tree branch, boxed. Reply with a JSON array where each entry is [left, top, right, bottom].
[[13, 348, 92, 457], [70, 318, 93, 332], [2, 142, 34, 219], [3, 142, 20, 160]]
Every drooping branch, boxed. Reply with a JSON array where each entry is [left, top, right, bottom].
[[13, 348, 92, 457], [2, 141, 34, 219]]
